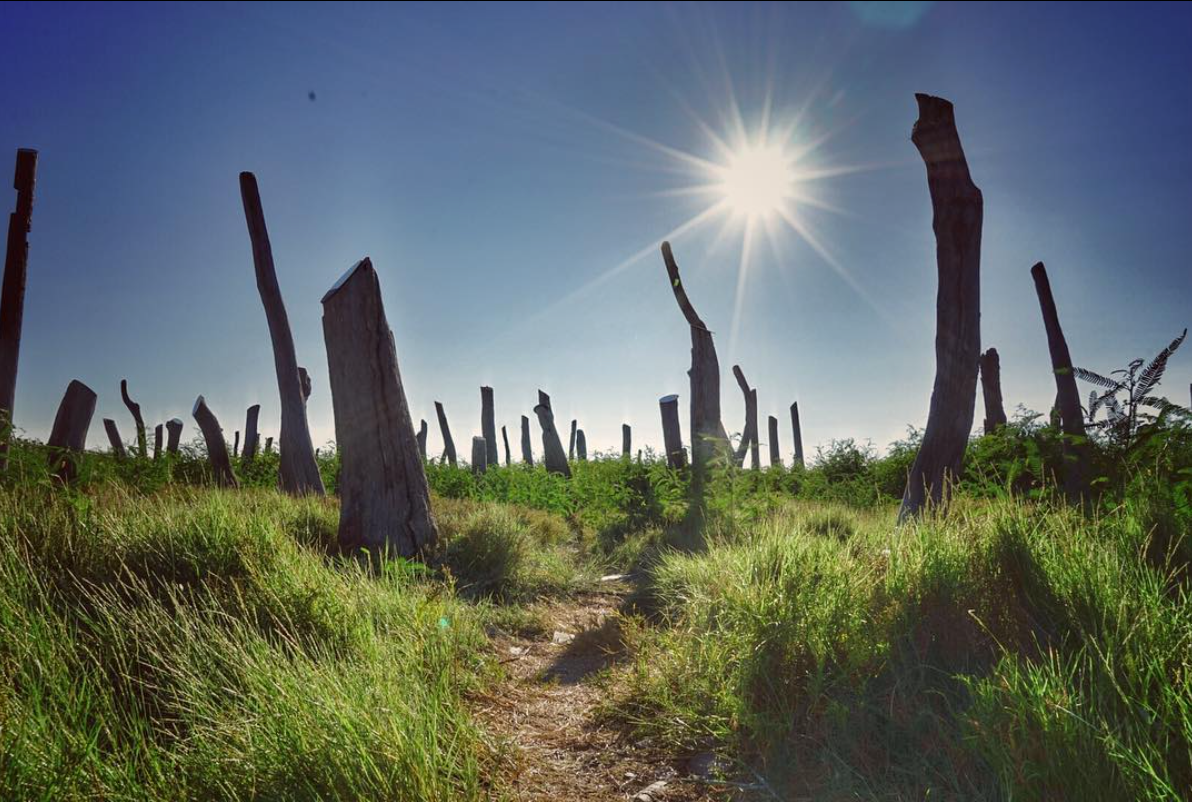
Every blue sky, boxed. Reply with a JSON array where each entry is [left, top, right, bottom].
[[2, 1, 1191, 460]]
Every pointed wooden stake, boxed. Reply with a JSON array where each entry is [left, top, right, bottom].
[[790, 402, 805, 467], [192, 396, 238, 488], [47, 379, 95, 483], [435, 401, 457, 467]]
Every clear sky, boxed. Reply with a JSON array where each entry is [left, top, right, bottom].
[[2, 1, 1191, 461]]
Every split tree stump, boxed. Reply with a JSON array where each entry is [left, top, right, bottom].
[[416, 419, 428, 460], [660, 394, 685, 469], [242, 404, 261, 463], [481, 386, 498, 466], [576, 429, 587, 461], [501, 425, 511, 467], [153, 423, 163, 461], [103, 419, 126, 458], [568, 419, 577, 461], [435, 401, 457, 467], [120, 379, 147, 458], [233, 430, 240, 459], [534, 390, 570, 477], [192, 396, 238, 488], [47, 379, 95, 483], [471, 436, 487, 476], [622, 424, 631, 458], [732, 365, 760, 470], [790, 402, 805, 467], [520, 415, 534, 465], [0, 149, 36, 471], [768, 415, 781, 467], [265, 436, 274, 454], [166, 418, 183, 454], [979, 348, 1008, 434]]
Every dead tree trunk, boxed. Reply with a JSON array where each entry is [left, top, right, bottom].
[[481, 386, 499, 466], [239, 172, 324, 496], [1031, 262, 1088, 501], [520, 415, 534, 465], [299, 367, 312, 403], [0, 149, 36, 471], [660, 394, 685, 469], [265, 436, 274, 454], [501, 425, 511, 467], [103, 419, 126, 458], [790, 402, 805, 467], [119, 379, 147, 458], [416, 419, 428, 460], [568, 419, 577, 461], [233, 430, 240, 459], [153, 423, 163, 461], [731, 365, 760, 469], [662, 242, 725, 501], [899, 94, 983, 523], [576, 429, 588, 461], [534, 392, 570, 477], [471, 436, 487, 476], [979, 348, 1008, 434], [242, 405, 261, 463], [768, 415, 781, 467], [622, 424, 631, 458], [47, 379, 95, 483], [166, 418, 183, 454], [435, 401, 457, 467], [321, 258, 438, 556], [192, 396, 238, 488]]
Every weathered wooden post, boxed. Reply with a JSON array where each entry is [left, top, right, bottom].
[[265, 436, 274, 454], [103, 419, 126, 458], [534, 390, 570, 477], [0, 149, 37, 471], [660, 394, 685, 469], [47, 380, 95, 483], [153, 423, 163, 461], [979, 348, 1008, 434], [576, 429, 588, 461], [471, 436, 487, 476], [435, 401, 457, 467], [899, 94, 983, 523], [1031, 262, 1088, 501], [481, 386, 499, 466], [568, 419, 577, 461], [192, 396, 238, 488], [416, 419, 428, 460], [239, 172, 324, 496], [233, 430, 240, 458], [242, 405, 261, 463], [731, 365, 760, 470], [501, 425, 511, 467], [790, 402, 805, 467], [166, 418, 183, 454], [622, 424, 631, 458], [321, 257, 438, 556], [520, 415, 534, 465], [119, 379, 147, 458], [768, 415, 781, 467]]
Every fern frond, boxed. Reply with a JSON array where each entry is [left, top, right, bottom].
[[1073, 366, 1120, 390], [1135, 328, 1187, 401]]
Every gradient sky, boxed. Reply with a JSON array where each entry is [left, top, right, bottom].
[[2, 1, 1191, 461]]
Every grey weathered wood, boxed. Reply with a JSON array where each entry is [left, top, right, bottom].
[[731, 365, 760, 470], [576, 429, 588, 461], [242, 405, 261, 463], [153, 423, 163, 461], [322, 257, 438, 556], [501, 425, 511, 467], [979, 348, 1008, 434], [471, 436, 487, 476], [119, 379, 147, 458], [768, 415, 781, 467], [416, 419, 428, 460], [239, 172, 324, 496], [46, 379, 95, 483], [520, 415, 534, 465], [103, 419, 126, 458], [790, 402, 805, 467], [899, 94, 983, 523], [233, 430, 240, 458], [481, 386, 498, 466], [192, 396, 238, 488], [659, 394, 685, 469], [568, 419, 577, 461], [1031, 262, 1088, 501], [534, 392, 570, 477], [166, 418, 183, 454], [435, 401, 457, 467], [0, 150, 37, 471], [622, 424, 631, 458]]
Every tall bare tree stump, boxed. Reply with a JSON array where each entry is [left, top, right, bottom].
[[622, 424, 631, 458], [166, 418, 183, 454], [979, 348, 1008, 434], [153, 423, 163, 461], [731, 366, 760, 470], [47, 379, 95, 483], [242, 405, 261, 463], [481, 386, 499, 466], [416, 419, 428, 460], [1031, 262, 1088, 501], [660, 394, 685, 469], [240, 172, 324, 496], [768, 415, 781, 467], [233, 430, 241, 458], [576, 429, 588, 461], [501, 425, 511, 467], [103, 419, 126, 458], [899, 94, 983, 523], [534, 391, 570, 477], [0, 149, 37, 471], [119, 379, 147, 458], [471, 436, 487, 476], [192, 396, 238, 488], [520, 415, 534, 465], [435, 401, 457, 467], [568, 419, 577, 461], [265, 436, 273, 454], [790, 402, 805, 467]]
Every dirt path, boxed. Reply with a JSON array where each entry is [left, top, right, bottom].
[[475, 580, 736, 801]]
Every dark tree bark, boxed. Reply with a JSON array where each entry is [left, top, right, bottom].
[[790, 402, 805, 467], [46, 380, 95, 483], [299, 366, 312, 403], [153, 423, 163, 461], [899, 94, 983, 523], [0, 149, 37, 471], [239, 172, 324, 496], [416, 419, 428, 460], [322, 257, 438, 557], [103, 419, 126, 458], [501, 425, 511, 467], [435, 401, 457, 467], [768, 415, 781, 467], [192, 396, 238, 488], [481, 386, 499, 467], [521, 415, 534, 465], [979, 348, 1008, 434], [622, 424, 631, 458], [166, 418, 183, 454], [568, 419, 577, 461], [534, 395, 571, 477], [576, 429, 588, 461], [119, 379, 147, 458], [233, 430, 240, 458], [265, 436, 274, 454], [242, 405, 261, 463], [660, 394, 685, 469], [1031, 262, 1088, 501], [471, 436, 487, 476]]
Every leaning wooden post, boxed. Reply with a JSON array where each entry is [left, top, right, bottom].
[[103, 419, 127, 458], [481, 386, 499, 466], [242, 404, 261, 463], [192, 396, 238, 488], [979, 348, 1008, 434], [568, 419, 577, 461], [153, 423, 163, 461], [520, 415, 534, 465], [166, 418, 183, 454], [768, 415, 781, 467], [899, 94, 983, 523], [731, 365, 759, 468], [416, 419, 428, 460], [119, 379, 147, 458], [576, 429, 588, 461], [239, 172, 324, 496], [233, 430, 240, 459], [471, 436, 487, 476], [622, 424, 631, 458], [534, 391, 571, 477], [435, 401, 457, 467], [790, 402, 805, 467], [322, 258, 438, 556], [46, 380, 95, 483], [501, 425, 511, 467], [1031, 262, 1088, 501], [0, 149, 37, 471], [660, 394, 685, 469]]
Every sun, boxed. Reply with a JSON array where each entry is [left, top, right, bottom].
[[716, 143, 795, 221]]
